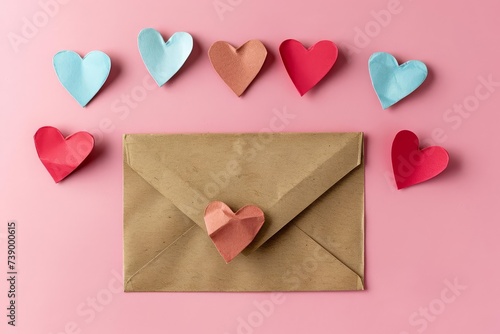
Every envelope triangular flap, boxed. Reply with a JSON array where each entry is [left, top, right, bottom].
[[124, 132, 362, 252]]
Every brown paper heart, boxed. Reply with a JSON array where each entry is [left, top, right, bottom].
[[204, 201, 265, 263], [208, 40, 267, 96]]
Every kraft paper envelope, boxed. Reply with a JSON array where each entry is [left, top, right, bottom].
[[123, 132, 364, 291]]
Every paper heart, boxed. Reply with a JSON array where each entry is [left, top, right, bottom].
[[138, 28, 193, 86], [279, 39, 338, 96], [392, 130, 449, 189], [53, 50, 111, 107], [369, 52, 428, 109], [208, 40, 267, 96], [204, 201, 265, 263], [34, 126, 94, 183]]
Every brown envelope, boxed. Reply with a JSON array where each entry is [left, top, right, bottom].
[[123, 132, 365, 292]]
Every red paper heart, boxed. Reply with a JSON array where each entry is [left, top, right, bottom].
[[34, 126, 94, 183], [279, 39, 338, 96], [204, 201, 265, 263], [392, 130, 449, 189]]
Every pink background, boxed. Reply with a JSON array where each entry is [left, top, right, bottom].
[[1, 0, 499, 333]]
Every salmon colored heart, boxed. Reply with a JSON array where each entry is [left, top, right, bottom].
[[34, 126, 94, 183], [204, 201, 265, 263], [392, 130, 449, 190], [279, 39, 338, 96], [208, 40, 268, 96]]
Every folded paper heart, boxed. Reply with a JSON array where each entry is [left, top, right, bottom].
[[204, 201, 265, 263], [279, 39, 338, 96], [53, 50, 111, 107], [208, 40, 267, 96], [369, 52, 428, 109], [138, 28, 193, 86], [392, 130, 449, 189], [34, 126, 94, 183]]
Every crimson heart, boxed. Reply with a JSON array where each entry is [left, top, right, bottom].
[[392, 130, 449, 189], [279, 39, 338, 96], [34, 126, 94, 183], [204, 201, 265, 263]]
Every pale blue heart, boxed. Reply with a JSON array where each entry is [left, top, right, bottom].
[[368, 52, 428, 109], [53, 50, 111, 107], [138, 28, 193, 86]]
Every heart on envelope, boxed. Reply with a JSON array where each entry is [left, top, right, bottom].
[[204, 201, 265, 263], [53, 50, 111, 107], [34, 126, 94, 183], [369, 52, 428, 109], [208, 40, 268, 96], [138, 28, 193, 86], [392, 130, 449, 189], [279, 39, 338, 96], [123, 132, 365, 291]]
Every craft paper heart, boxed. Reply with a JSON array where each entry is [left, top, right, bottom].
[[279, 39, 338, 96], [34, 126, 94, 183], [53, 50, 111, 107], [204, 201, 265, 263], [369, 52, 428, 109], [208, 40, 267, 96], [392, 130, 449, 189], [138, 28, 193, 86]]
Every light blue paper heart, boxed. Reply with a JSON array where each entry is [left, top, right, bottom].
[[53, 50, 111, 107], [368, 52, 428, 109], [138, 28, 193, 86]]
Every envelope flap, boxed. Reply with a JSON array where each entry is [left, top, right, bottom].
[[124, 133, 362, 251]]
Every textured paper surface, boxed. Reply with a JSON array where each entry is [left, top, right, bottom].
[[279, 39, 338, 96], [53, 50, 111, 107], [368, 52, 428, 109], [204, 201, 265, 263], [208, 40, 267, 96], [34, 126, 94, 183], [138, 28, 193, 86], [392, 130, 449, 189], [123, 132, 364, 291]]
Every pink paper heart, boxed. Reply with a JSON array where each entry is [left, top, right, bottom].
[[204, 201, 265, 263]]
